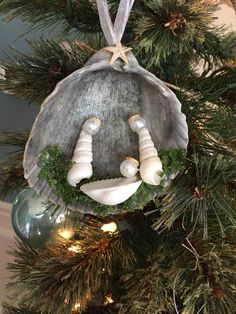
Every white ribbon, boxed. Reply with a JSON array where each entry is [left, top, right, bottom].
[[96, 0, 135, 45]]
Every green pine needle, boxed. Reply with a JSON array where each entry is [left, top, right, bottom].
[[154, 154, 236, 239], [133, 0, 218, 66], [115, 227, 236, 314], [7, 225, 138, 314], [0, 0, 100, 33], [2, 303, 41, 314], [0, 39, 95, 103], [0, 131, 29, 198]]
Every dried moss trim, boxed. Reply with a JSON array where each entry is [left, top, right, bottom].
[[38, 145, 78, 205], [38, 145, 185, 216], [159, 149, 185, 175]]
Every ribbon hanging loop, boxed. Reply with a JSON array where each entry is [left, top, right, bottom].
[[96, 0, 135, 45]]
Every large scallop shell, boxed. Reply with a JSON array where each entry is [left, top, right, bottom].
[[23, 48, 188, 213]]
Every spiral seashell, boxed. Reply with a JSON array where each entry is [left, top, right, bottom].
[[67, 163, 93, 187], [67, 117, 101, 187], [120, 157, 139, 178], [80, 176, 142, 206], [128, 114, 163, 185], [139, 156, 163, 185]]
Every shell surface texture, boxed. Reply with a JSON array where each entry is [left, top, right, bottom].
[[24, 48, 188, 213]]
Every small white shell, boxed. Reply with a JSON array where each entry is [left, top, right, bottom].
[[120, 157, 139, 178], [67, 117, 101, 186], [139, 156, 163, 185], [80, 176, 142, 206], [128, 114, 159, 162], [128, 114, 164, 185], [67, 163, 93, 187]]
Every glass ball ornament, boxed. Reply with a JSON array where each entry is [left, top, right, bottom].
[[11, 188, 81, 248]]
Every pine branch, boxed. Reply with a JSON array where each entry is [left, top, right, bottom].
[[2, 303, 118, 314], [0, 131, 30, 147], [0, 0, 136, 36], [0, 1, 234, 103], [154, 154, 236, 239], [0, 39, 95, 103], [4, 209, 236, 313], [178, 91, 236, 156], [115, 263, 174, 314], [115, 227, 236, 313], [192, 30, 236, 73], [174, 233, 236, 313], [132, 0, 218, 66], [2, 303, 41, 314], [0, 0, 100, 34], [6, 218, 141, 313], [196, 67, 236, 106], [0, 130, 29, 197]]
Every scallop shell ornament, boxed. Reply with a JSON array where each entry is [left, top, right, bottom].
[[23, 0, 189, 214]]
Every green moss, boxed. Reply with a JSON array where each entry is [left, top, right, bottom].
[[159, 149, 185, 175], [38, 145, 78, 205], [38, 146, 185, 216]]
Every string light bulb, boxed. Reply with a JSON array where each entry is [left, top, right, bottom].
[[104, 294, 114, 305], [58, 228, 75, 240], [68, 245, 82, 253], [101, 222, 117, 233], [72, 302, 81, 314], [73, 303, 81, 310], [65, 297, 81, 313]]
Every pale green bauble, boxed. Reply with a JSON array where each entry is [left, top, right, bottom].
[[11, 188, 79, 248]]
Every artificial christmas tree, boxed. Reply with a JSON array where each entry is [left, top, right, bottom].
[[0, 0, 235, 313]]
